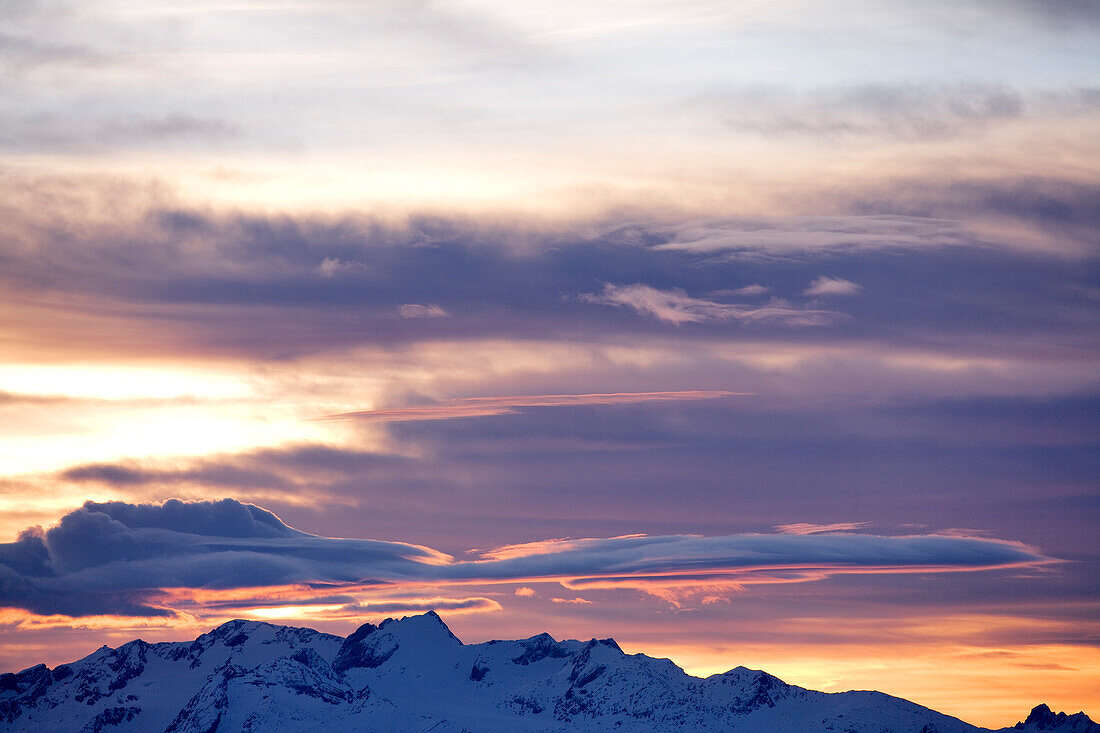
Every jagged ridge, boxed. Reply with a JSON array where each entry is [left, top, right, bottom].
[[1, 612, 1095, 733]]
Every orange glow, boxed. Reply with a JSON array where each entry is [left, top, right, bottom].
[[639, 633, 1100, 730], [244, 604, 347, 620], [0, 608, 193, 631]]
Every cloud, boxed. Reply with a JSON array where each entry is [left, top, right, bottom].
[[1, 179, 1096, 365], [972, 0, 1100, 29], [399, 303, 448, 318], [551, 597, 593, 605], [60, 459, 298, 494], [0, 97, 241, 155], [842, 178, 1100, 254], [710, 83, 1100, 143], [514, 586, 536, 597], [339, 597, 501, 615], [804, 277, 863, 297], [581, 284, 837, 326], [0, 499, 451, 617], [317, 258, 369, 277], [775, 522, 872, 535], [322, 390, 743, 423], [726, 285, 770, 296], [715, 83, 1026, 141], [0, 499, 1052, 619], [653, 215, 978, 255]]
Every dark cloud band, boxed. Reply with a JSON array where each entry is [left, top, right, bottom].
[[0, 499, 1051, 618]]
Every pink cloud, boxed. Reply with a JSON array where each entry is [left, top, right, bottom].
[[582, 283, 836, 325], [321, 391, 743, 423], [774, 522, 871, 535]]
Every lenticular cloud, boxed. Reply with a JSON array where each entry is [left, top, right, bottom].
[[0, 499, 1050, 618]]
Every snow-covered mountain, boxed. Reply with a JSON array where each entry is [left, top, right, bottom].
[[1, 612, 1095, 733]]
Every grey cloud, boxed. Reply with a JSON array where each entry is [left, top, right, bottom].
[[975, 0, 1100, 29], [844, 178, 1100, 234], [0, 499, 1051, 618], [711, 84, 1099, 141], [61, 461, 297, 493], [106, 115, 240, 141], [399, 303, 448, 318], [653, 215, 979, 254], [0, 31, 101, 73], [0, 114, 241, 153], [716, 84, 1022, 140]]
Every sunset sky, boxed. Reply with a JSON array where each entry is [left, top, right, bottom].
[[1, 0, 1098, 728]]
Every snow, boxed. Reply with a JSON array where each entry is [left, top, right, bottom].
[[2, 612, 1094, 733]]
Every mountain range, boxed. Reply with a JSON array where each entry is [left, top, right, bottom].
[[2, 612, 1096, 733]]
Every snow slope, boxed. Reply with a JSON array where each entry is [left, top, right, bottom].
[[2, 612, 1095, 733]]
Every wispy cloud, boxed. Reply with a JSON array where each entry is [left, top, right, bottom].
[[398, 303, 449, 318], [581, 284, 837, 326], [775, 522, 872, 535], [322, 390, 744, 423], [804, 277, 863, 297], [714, 83, 1027, 141], [723, 285, 770, 296]]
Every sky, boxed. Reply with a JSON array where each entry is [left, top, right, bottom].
[[0, 0, 1098, 728]]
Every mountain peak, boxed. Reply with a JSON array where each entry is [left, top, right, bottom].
[[4, 618, 1096, 733], [1014, 703, 1100, 732], [333, 612, 460, 674], [201, 618, 271, 646], [377, 610, 462, 644]]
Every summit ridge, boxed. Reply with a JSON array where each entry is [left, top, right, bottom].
[[1, 613, 1095, 733]]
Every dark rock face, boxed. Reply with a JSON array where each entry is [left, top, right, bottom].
[[246, 648, 353, 705], [0, 664, 53, 722], [512, 633, 571, 666], [164, 662, 239, 733], [731, 671, 786, 714], [104, 641, 147, 693], [79, 705, 141, 733], [470, 659, 490, 681], [332, 622, 398, 673]]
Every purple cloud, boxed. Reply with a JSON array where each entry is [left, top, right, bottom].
[[0, 499, 1052, 618]]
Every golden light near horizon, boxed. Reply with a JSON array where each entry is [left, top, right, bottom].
[[642, 638, 1100, 730], [243, 604, 348, 620]]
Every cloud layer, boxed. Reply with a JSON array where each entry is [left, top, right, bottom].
[[0, 499, 1050, 618]]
